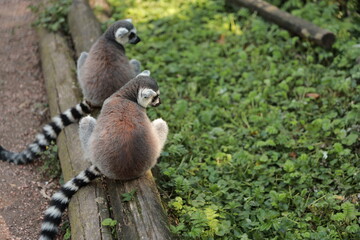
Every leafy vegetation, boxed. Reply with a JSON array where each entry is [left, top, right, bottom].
[[62, 221, 71, 240], [107, 0, 360, 239], [39, 142, 60, 179], [121, 189, 137, 202], [101, 218, 118, 238], [30, 0, 71, 33]]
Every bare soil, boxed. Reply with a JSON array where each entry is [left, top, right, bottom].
[[0, 0, 56, 239]]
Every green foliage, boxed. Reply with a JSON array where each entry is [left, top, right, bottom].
[[108, 0, 360, 239], [101, 218, 118, 227], [39, 142, 60, 179], [61, 221, 71, 240], [121, 189, 137, 202], [63, 227, 71, 240], [30, 0, 71, 33], [101, 218, 118, 237]]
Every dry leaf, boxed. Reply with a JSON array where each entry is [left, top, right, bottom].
[[217, 34, 226, 44], [305, 93, 320, 99], [334, 195, 345, 201]]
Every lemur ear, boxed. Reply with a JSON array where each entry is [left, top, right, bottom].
[[124, 18, 132, 23], [142, 88, 157, 99], [137, 70, 151, 77], [115, 27, 129, 38]]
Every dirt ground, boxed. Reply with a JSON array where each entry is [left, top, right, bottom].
[[0, 0, 55, 239]]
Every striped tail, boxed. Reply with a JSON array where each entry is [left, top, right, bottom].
[[39, 165, 101, 240], [0, 101, 91, 164]]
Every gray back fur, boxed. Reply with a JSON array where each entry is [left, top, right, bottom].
[[78, 37, 136, 107], [87, 77, 161, 180]]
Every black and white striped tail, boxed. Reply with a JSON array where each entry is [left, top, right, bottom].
[[0, 101, 91, 165], [39, 165, 101, 240]]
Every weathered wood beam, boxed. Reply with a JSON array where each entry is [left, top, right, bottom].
[[38, 28, 112, 239], [39, 0, 172, 239], [68, 0, 102, 57], [107, 173, 173, 240], [226, 0, 336, 48]]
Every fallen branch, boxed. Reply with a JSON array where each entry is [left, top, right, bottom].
[[226, 0, 336, 48]]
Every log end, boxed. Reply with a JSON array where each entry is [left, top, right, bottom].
[[321, 31, 336, 49]]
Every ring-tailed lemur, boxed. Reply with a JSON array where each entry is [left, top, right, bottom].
[[39, 71, 168, 240], [0, 19, 142, 165]]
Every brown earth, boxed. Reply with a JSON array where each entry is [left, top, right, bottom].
[[0, 0, 58, 239]]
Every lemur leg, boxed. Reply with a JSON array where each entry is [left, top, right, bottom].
[[79, 115, 97, 152], [129, 59, 141, 75], [77, 52, 88, 80], [151, 118, 169, 153]]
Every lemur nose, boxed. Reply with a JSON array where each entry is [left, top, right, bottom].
[[151, 97, 161, 107], [132, 36, 141, 44]]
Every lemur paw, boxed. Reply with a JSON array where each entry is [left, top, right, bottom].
[[152, 118, 168, 133], [79, 116, 96, 129], [129, 59, 141, 75]]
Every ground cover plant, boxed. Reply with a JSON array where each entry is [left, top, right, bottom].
[[106, 0, 360, 239]]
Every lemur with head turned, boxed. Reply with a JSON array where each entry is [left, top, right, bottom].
[[0, 19, 142, 164], [39, 71, 169, 240]]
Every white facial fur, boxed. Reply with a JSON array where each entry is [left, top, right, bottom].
[[115, 27, 129, 45], [115, 27, 137, 45], [137, 88, 160, 108]]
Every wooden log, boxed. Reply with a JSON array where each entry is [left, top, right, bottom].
[[107, 173, 173, 240], [39, 0, 173, 239], [226, 0, 336, 48], [38, 28, 112, 240], [68, 0, 102, 57]]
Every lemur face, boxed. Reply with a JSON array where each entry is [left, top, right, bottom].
[[136, 70, 161, 108], [138, 88, 161, 108], [114, 19, 141, 45]]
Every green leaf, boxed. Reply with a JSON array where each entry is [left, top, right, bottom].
[[341, 202, 359, 222], [333, 143, 343, 153], [283, 160, 295, 172], [342, 133, 358, 146], [173, 99, 188, 117], [63, 227, 71, 240], [121, 189, 137, 202], [331, 213, 345, 222], [101, 218, 117, 227]]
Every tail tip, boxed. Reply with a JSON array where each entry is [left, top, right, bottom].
[[0, 145, 6, 161]]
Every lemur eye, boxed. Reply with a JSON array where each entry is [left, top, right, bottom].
[[129, 32, 135, 39]]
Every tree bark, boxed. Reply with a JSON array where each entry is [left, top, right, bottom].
[[226, 0, 336, 48]]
